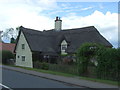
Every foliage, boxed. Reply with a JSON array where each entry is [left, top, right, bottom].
[[1, 50, 14, 64], [41, 62, 49, 70], [33, 61, 49, 70], [76, 43, 104, 75], [96, 47, 120, 80], [61, 53, 68, 56], [10, 37, 16, 43], [1, 27, 19, 43]]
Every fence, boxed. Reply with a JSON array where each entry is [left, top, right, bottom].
[[49, 64, 79, 75], [33, 61, 119, 81]]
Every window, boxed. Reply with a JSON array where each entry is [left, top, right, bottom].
[[61, 45, 67, 50], [18, 55, 19, 58], [22, 56, 25, 61], [22, 44, 25, 49], [61, 40, 67, 54]]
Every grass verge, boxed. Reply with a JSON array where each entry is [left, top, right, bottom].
[[5, 64, 119, 86]]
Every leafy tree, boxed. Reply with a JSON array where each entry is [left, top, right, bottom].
[[1, 27, 20, 43], [96, 47, 120, 80], [76, 43, 104, 75], [10, 37, 16, 43]]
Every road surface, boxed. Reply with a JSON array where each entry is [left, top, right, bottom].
[[1, 68, 92, 89]]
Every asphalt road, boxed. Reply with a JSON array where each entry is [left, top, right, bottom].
[[1, 68, 92, 89]]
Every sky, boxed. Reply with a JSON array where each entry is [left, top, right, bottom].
[[0, 0, 119, 48]]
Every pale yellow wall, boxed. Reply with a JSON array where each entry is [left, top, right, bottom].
[[15, 32, 33, 68]]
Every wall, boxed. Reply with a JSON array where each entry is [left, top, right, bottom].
[[55, 20, 62, 31], [15, 32, 33, 68]]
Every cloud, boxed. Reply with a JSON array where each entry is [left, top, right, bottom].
[[0, 0, 57, 30], [0, 1, 118, 48], [62, 10, 118, 48], [81, 6, 93, 11]]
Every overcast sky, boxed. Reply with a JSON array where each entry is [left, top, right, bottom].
[[0, 0, 119, 48]]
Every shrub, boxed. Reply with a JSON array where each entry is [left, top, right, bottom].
[[33, 61, 49, 70], [41, 62, 49, 70], [33, 60, 41, 68], [96, 48, 120, 80], [76, 43, 104, 76], [1, 50, 14, 64]]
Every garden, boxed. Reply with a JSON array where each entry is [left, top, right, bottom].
[[33, 43, 120, 82]]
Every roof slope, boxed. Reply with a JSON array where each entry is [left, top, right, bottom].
[[0, 42, 15, 53], [15, 26, 112, 55]]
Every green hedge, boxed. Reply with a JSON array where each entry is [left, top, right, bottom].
[[76, 43, 120, 81], [1, 50, 14, 64], [76, 43, 103, 75], [96, 48, 120, 81]]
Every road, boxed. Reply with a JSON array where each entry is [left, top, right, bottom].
[[1, 68, 92, 89]]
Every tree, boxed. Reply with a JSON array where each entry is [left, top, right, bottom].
[[0, 31, 3, 42], [96, 47, 120, 80], [76, 43, 104, 75], [1, 27, 20, 43], [10, 37, 16, 43]]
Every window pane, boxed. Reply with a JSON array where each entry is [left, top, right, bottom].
[[22, 44, 25, 49], [62, 45, 67, 50], [22, 56, 25, 61]]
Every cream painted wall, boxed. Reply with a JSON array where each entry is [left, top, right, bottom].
[[15, 32, 33, 68], [55, 20, 62, 31]]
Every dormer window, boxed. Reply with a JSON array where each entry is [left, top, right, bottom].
[[61, 40, 67, 54]]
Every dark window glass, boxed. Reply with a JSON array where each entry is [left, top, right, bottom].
[[22, 44, 25, 49], [22, 56, 25, 61]]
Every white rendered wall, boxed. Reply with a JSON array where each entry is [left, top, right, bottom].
[[55, 20, 62, 31], [15, 32, 33, 68]]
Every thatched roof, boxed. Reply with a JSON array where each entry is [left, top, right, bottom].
[[15, 26, 112, 55]]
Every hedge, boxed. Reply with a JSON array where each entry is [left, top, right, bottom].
[[1, 50, 14, 64]]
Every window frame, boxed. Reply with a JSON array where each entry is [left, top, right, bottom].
[[22, 44, 25, 49], [61, 44, 67, 50], [21, 56, 25, 61]]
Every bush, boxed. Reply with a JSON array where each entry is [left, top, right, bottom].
[[33, 61, 49, 70], [33, 60, 41, 69], [76, 43, 104, 75], [96, 48, 120, 81], [41, 62, 49, 70], [1, 50, 14, 64]]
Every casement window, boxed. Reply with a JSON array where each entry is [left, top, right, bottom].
[[61, 44, 67, 50], [61, 40, 67, 51], [22, 44, 25, 49], [61, 40, 67, 54], [22, 56, 25, 61]]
